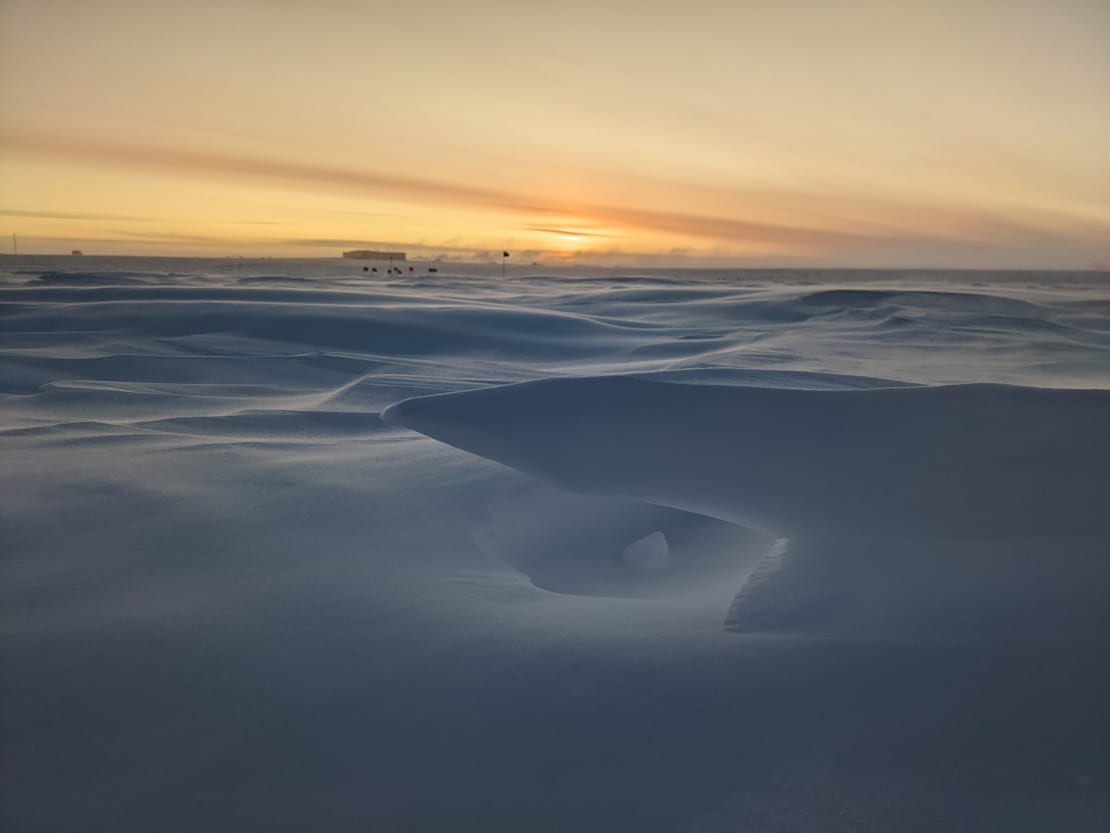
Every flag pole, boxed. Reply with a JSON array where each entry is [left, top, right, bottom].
[[501, 250, 508, 278]]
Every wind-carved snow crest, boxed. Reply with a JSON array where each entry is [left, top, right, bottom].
[[384, 376, 1110, 641]]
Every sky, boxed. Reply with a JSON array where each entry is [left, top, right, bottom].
[[1, 0, 1108, 267]]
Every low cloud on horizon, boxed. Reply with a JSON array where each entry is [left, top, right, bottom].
[[5, 124, 1105, 269]]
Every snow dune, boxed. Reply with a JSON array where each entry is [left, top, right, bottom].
[[385, 376, 1110, 641], [383, 377, 1110, 538]]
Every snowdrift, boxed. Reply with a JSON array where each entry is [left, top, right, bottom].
[[383, 376, 1110, 538], [385, 376, 1110, 639]]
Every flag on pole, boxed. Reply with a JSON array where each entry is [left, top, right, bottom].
[[503, 251, 510, 257]]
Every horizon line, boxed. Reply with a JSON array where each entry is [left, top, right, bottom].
[[1, 252, 1107, 274]]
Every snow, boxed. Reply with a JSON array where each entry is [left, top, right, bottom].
[[620, 531, 670, 569], [382, 377, 1110, 538], [2, 256, 1109, 832]]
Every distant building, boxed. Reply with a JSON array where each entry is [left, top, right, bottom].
[[342, 250, 406, 260], [71, 250, 84, 256]]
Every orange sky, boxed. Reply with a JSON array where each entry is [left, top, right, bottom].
[[1, 0, 1108, 266]]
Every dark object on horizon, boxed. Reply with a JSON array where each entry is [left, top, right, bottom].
[[342, 250, 406, 260], [428, 267, 438, 273], [71, 250, 83, 256]]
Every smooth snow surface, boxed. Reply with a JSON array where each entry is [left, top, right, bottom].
[[3, 257, 1109, 832]]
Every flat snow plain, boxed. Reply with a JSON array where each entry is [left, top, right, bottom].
[[3, 257, 1109, 832]]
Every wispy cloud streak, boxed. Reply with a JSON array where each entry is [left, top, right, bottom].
[[0, 207, 151, 222], [5, 127, 1101, 257]]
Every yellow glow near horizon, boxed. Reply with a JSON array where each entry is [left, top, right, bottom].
[[1, 0, 1108, 267]]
